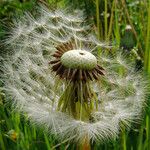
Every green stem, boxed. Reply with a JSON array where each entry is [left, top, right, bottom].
[[104, 0, 108, 40], [137, 125, 144, 150], [0, 126, 5, 150], [107, 0, 115, 41], [96, 0, 100, 40], [145, 115, 150, 149], [121, 127, 127, 150], [144, 0, 150, 73], [114, 2, 120, 46]]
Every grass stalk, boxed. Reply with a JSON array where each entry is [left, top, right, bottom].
[[96, 0, 100, 40], [114, 2, 120, 46], [144, 0, 150, 73], [137, 125, 144, 150], [144, 2, 150, 149], [0, 128, 5, 150], [107, 0, 115, 41], [144, 115, 150, 149], [104, 0, 108, 40], [44, 133, 51, 150]]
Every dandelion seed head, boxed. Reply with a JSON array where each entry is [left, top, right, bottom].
[[1, 7, 148, 144]]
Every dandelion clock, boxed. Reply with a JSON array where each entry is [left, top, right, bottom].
[[1, 6, 147, 149]]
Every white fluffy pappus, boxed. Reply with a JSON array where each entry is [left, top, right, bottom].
[[0, 6, 148, 144]]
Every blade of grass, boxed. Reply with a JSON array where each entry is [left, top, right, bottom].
[[114, 2, 120, 46], [96, 0, 100, 40], [145, 0, 150, 73], [104, 0, 108, 40], [0, 127, 5, 150], [44, 133, 51, 150], [137, 125, 144, 150], [107, 0, 115, 41]]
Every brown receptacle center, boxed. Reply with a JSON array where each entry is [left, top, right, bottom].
[[49, 42, 105, 82]]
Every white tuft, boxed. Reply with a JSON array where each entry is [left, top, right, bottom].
[[1, 7, 148, 143]]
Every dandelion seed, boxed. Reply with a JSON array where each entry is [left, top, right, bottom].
[[0, 6, 148, 148]]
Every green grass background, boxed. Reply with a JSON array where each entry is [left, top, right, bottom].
[[0, 0, 150, 149]]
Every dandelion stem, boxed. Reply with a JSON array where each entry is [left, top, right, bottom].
[[121, 127, 126, 150], [78, 136, 91, 150]]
